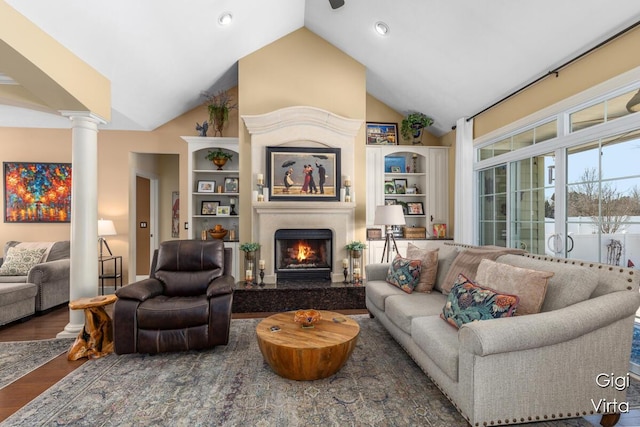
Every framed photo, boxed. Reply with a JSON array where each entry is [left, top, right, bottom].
[[433, 223, 447, 238], [394, 178, 408, 194], [197, 180, 216, 193], [224, 177, 239, 193], [216, 206, 230, 216], [384, 156, 405, 173], [384, 181, 395, 194], [4, 162, 72, 223], [366, 122, 398, 145], [405, 187, 416, 195], [367, 228, 383, 240], [406, 201, 424, 215], [385, 198, 397, 205], [266, 146, 341, 201], [200, 200, 219, 215]]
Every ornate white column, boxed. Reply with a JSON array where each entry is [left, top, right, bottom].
[[57, 111, 105, 338]]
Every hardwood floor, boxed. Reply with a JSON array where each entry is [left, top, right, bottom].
[[0, 305, 367, 422]]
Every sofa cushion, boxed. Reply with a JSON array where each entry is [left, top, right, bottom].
[[385, 292, 448, 335], [475, 259, 554, 315], [0, 282, 37, 306], [365, 280, 407, 312], [441, 247, 526, 295], [386, 255, 422, 294], [419, 243, 460, 294], [406, 243, 438, 293], [495, 254, 600, 312], [0, 247, 46, 276], [412, 315, 460, 382], [441, 274, 519, 329]]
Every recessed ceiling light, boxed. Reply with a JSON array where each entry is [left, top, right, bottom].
[[374, 21, 389, 36], [218, 12, 233, 26]]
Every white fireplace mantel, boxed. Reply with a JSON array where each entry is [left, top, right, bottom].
[[242, 106, 363, 283]]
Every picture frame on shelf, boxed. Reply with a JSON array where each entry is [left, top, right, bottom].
[[406, 201, 424, 215], [433, 223, 447, 238], [366, 122, 398, 145], [385, 198, 397, 205], [393, 178, 408, 194], [224, 177, 239, 193], [266, 146, 341, 201], [366, 228, 383, 240], [197, 180, 216, 193], [384, 156, 405, 173], [216, 206, 231, 216], [405, 187, 417, 195], [384, 181, 395, 194], [201, 201, 220, 215]]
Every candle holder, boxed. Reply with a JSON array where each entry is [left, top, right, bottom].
[[259, 268, 265, 286], [343, 266, 349, 284]]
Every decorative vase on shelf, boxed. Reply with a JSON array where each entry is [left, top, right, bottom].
[[212, 157, 228, 170]]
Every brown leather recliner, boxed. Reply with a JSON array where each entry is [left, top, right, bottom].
[[113, 240, 234, 354]]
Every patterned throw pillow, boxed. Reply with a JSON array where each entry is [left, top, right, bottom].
[[385, 255, 422, 294], [440, 273, 519, 329], [0, 247, 46, 276]]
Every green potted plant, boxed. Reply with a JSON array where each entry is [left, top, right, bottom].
[[400, 112, 433, 145], [345, 241, 367, 258], [202, 90, 237, 137], [205, 148, 233, 170], [240, 242, 260, 260]]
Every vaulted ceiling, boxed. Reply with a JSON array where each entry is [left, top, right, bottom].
[[1, 0, 640, 136]]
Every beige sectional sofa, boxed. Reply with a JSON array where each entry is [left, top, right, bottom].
[[0, 240, 70, 325], [365, 241, 640, 426]]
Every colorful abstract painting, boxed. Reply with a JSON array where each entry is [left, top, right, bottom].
[[4, 162, 72, 223]]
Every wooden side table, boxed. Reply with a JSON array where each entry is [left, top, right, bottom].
[[67, 294, 117, 360], [256, 310, 360, 380]]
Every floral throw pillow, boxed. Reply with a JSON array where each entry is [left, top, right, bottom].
[[0, 247, 46, 276], [385, 255, 422, 294], [440, 273, 519, 329]]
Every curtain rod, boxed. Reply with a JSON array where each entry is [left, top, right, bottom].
[[452, 18, 640, 130]]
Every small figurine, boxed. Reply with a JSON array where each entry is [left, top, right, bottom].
[[196, 121, 209, 137], [413, 183, 420, 194]]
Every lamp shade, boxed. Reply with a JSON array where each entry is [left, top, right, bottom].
[[373, 205, 406, 226], [98, 219, 117, 237], [626, 89, 640, 113]]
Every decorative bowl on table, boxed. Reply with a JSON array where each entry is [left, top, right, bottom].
[[294, 309, 322, 328], [208, 228, 228, 240]]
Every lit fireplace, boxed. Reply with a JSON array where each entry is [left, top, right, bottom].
[[275, 229, 332, 281]]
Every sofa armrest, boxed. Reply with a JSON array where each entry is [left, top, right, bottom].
[[459, 291, 640, 356], [27, 259, 70, 285], [207, 275, 235, 297], [365, 263, 390, 282], [115, 278, 164, 301]]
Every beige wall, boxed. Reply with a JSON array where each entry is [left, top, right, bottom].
[[238, 28, 367, 249], [471, 26, 640, 138]]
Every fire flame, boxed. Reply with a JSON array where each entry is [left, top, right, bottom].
[[295, 240, 314, 261]]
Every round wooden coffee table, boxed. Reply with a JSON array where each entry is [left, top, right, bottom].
[[256, 310, 360, 381]]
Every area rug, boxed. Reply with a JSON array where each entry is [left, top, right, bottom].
[[1, 318, 635, 427], [0, 338, 74, 390]]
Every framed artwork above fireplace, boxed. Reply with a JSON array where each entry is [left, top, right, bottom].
[[266, 146, 341, 201]]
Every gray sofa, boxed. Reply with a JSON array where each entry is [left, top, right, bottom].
[[365, 241, 640, 426], [0, 240, 70, 325]]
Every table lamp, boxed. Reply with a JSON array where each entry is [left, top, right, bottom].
[[373, 205, 406, 263], [98, 218, 117, 257]]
